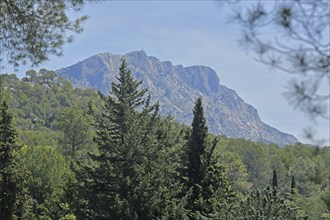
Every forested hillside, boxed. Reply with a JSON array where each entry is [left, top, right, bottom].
[[0, 64, 329, 219]]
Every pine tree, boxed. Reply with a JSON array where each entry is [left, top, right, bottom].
[[79, 59, 166, 219], [54, 107, 93, 159], [0, 101, 31, 219]]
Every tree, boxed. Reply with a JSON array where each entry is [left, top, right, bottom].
[[295, 195, 329, 220], [228, 187, 304, 219], [0, 100, 31, 219], [0, 75, 10, 102], [24, 70, 38, 83], [187, 97, 207, 190], [226, 0, 329, 140], [19, 145, 75, 219], [291, 175, 296, 195], [54, 107, 93, 159], [217, 151, 252, 194], [226, 139, 271, 188], [44, 70, 57, 84], [152, 116, 190, 219], [79, 59, 168, 219], [272, 169, 278, 190], [186, 97, 234, 218], [0, 0, 88, 69]]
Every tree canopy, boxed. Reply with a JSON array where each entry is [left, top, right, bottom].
[[0, 0, 87, 69], [0, 100, 31, 219], [226, 0, 330, 139]]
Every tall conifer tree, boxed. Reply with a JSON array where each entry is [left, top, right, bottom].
[[186, 97, 234, 218], [80, 59, 171, 219], [291, 175, 296, 195], [0, 100, 31, 219], [186, 97, 208, 217], [188, 97, 207, 188], [272, 169, 278, 189]]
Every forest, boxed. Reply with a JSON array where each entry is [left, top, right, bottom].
[[0, 60, 329, 219]]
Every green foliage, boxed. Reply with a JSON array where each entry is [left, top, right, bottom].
[[228, 1, 329, 122], [217, 151, 252, 194], [0, 101, 32, 219], [291, 176, 296, 196], [19, 145, 75, 219], [272, 169, 278, 189], [187, 97, 208, 188], [320, 191, 330, 211], [2, 71, 100, 148], [18, 129, 58, 148], [54, 106, 94, 159], [0, 75, 11, 103], [296, 195, 329, 220], [186, 97, 235, 218], [283, 144, 328, 196], [223, 139, 272, 188], [219, 139, 330, 197], [0, 0, 87, 68], [152, 116, 190, 219], [58, 203, 77, 220], [80, 59, 185, 219], [1, 70, 329, 218], [229, 187, 303, 219]]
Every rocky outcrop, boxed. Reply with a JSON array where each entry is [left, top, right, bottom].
[[57, 50, 297, 146]]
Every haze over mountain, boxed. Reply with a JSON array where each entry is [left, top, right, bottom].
[[57, 50, 297, 146]]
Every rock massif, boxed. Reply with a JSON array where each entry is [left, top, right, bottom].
[[57, 50, 297, 146]]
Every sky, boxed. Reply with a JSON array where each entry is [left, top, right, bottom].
[[3, 1, 329, 145]]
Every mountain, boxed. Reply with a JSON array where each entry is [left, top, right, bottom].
[[57, 50, 297, 146]]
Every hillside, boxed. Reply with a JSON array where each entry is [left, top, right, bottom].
[[1, 72, 328, 219], [57, 51, 297, 146]]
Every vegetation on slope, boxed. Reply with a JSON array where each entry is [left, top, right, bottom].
[[0, 65, 329, 219]]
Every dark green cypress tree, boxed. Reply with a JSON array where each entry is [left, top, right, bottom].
[[272, 169, 278, 188], [272, 169, 278, 196], [0, 100, 31, 219], [186, 97, 207, 217], [186, 97, 234, 218], [291, 175, 296, 195], [188, 97, 207, 188]]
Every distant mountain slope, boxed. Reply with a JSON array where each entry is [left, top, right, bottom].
[[57, 50, 297, 146]]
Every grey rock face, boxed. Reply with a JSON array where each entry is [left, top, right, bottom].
[[57, 50, 297, 146]]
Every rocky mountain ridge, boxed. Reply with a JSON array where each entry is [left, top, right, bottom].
[[57, 50, 298, 146]]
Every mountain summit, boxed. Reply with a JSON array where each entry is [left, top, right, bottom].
[[57, 50, 297, 146]]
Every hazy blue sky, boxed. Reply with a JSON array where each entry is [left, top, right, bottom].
[[5, 1, 329, 145]]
